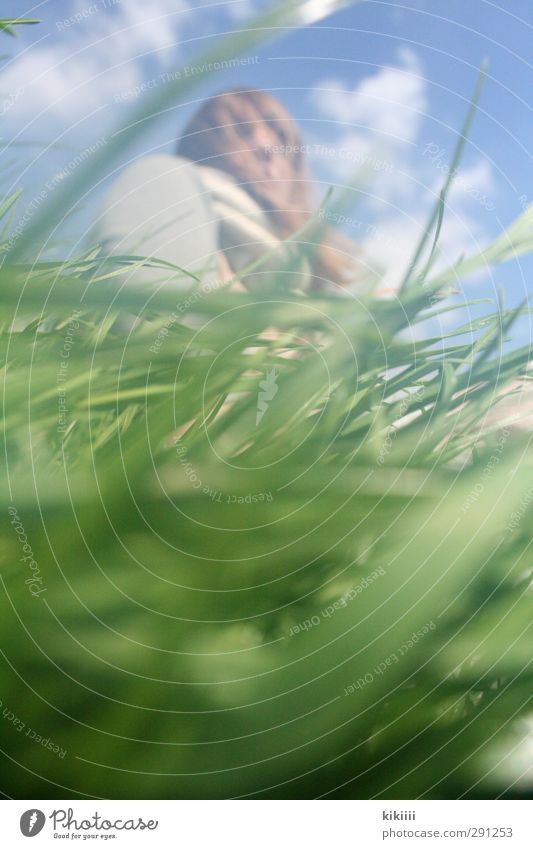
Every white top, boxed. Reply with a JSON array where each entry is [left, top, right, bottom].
[[88, 154, 219, 289], [89, 154, 310, 292]]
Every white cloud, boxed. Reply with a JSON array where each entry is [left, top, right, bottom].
[[1, 1, 188, 131], [308, 49, 498, 293], [223, 0, 266, 19], [363, 177, 495, 294], [76, 0, 186, 59], [446, 159, 496, 210], [310, 48, 427, 145]]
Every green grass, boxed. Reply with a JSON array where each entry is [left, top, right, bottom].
[[1, 6, 533, 799]]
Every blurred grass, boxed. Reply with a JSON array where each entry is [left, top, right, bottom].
[[1, 8, 533, 800]]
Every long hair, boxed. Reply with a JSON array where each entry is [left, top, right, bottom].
[[176, 88, 360, 291]]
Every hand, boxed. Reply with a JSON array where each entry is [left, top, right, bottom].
[[216, 251, 246, 291]]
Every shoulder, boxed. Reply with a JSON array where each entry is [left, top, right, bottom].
[[195, 164, 271, 222]]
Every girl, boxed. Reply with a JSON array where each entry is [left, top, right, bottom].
[[178, 87, 361, 293], [90, 88, 360, 295]]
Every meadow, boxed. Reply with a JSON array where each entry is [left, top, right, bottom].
[[1, 5, 533, 799]]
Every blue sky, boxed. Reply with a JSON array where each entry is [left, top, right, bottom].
[[1, 0, 531, 323]]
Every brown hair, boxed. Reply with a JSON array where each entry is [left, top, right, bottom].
[[177, 87, 360, 291]]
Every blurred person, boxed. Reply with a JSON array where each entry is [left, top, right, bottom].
[[177, 87, 361, 293], [90, 87, 361, 296]]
